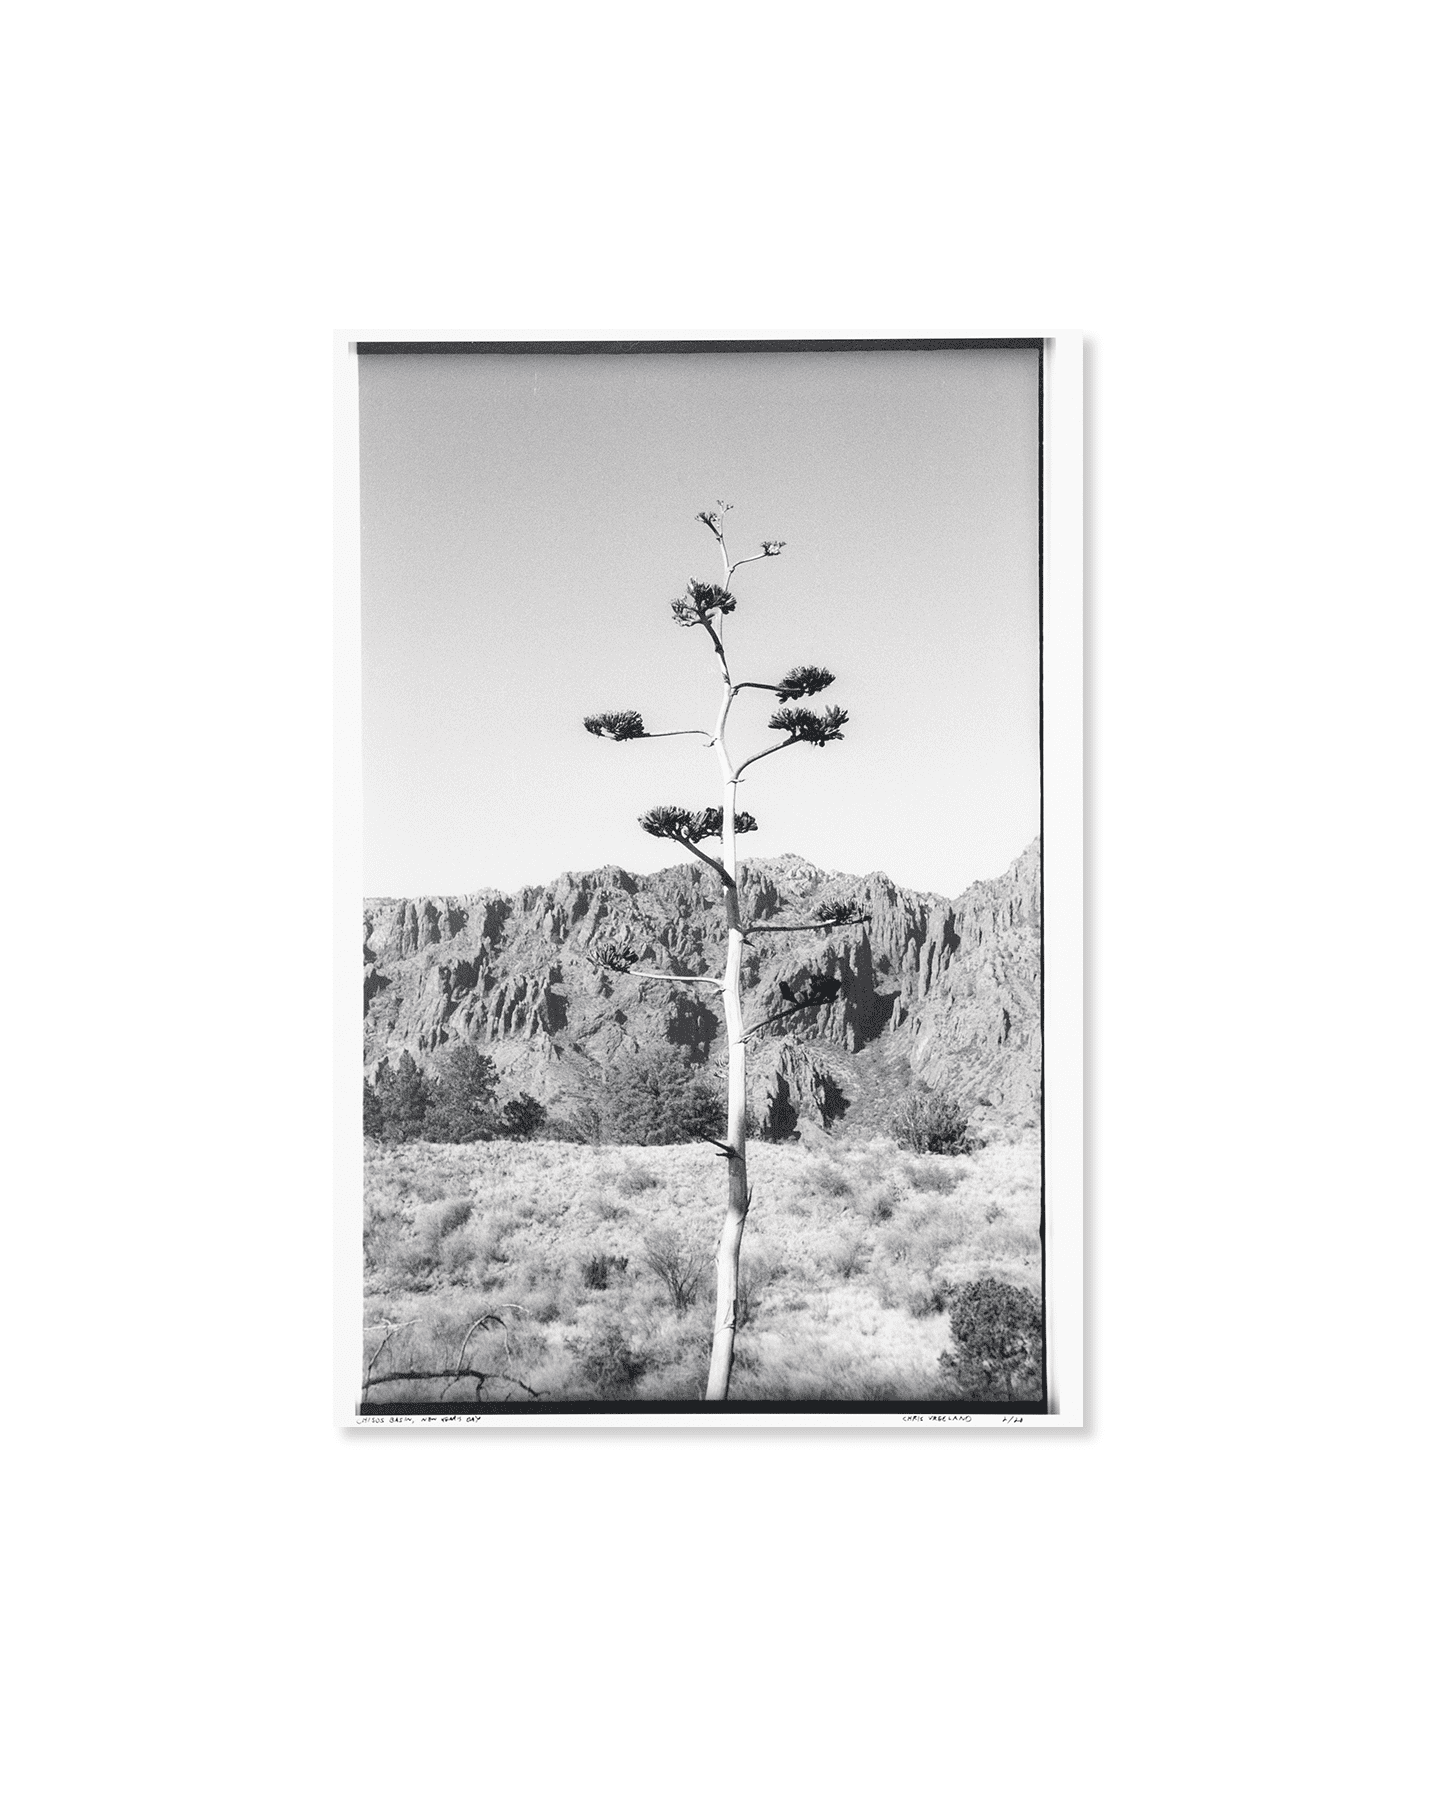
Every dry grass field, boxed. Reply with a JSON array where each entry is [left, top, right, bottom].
[[361, 1124, 1042, 1406]]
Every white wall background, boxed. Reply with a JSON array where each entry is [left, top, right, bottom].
[[6, 4, 1433, 1797]]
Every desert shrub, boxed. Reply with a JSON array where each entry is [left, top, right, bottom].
[[615, 1162, 659, 1196], [441, 1233, 478, 1279], [363, 1192, 408, 1274], [472, 1215, 516, 1265], [823, 1230, 868, 1280], [907, 1158, 960, 1195], [910, 1217, 966, 1276], [601, 1050, 727, 1146], [809, 1160, 854, 1200], [870, 1185, 898, 1222], [573, 1318, 649, 1393], [581, 1251, 629, 1290], [413, 1198, 472, 1254], [433, 1198, 474, 1238], [975, 1217, 1038, 1261], [904, 1275, 948, 1318], [393, 1239, 438, 1285], [890, 1088, 975, 1157], [643, 1227, 707, 1312], [631, 1312, 714, 1399], [499, 1093, 547, 1139], [939, 1278, 1043, 1399]]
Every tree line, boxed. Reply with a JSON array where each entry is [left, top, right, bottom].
[[364, 1045, 547, 1144]]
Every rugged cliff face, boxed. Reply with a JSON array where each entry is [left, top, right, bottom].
[[363, 840, 1041, 1135]]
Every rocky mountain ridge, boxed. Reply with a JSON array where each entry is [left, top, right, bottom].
[[364, 841, 1042, 1136]]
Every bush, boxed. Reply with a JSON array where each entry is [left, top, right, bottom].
[[500, 1093, 547, 1139], [643, 1227, 707, 1312], [434, 1198, 474, 1238], [809, 1160, 854, 1199], [890, 1088, 975, 1157], [574, 1318, 648, 1393], [581, 1252, 629, 1290], [905, 1275, 947, 1318], [939, 1278, 1043, 1399], [823, 1230, 867, 1279], [907, 1158, 960, 1194]]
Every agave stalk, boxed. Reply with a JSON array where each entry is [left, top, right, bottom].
[[586, 504, 855, 1402]]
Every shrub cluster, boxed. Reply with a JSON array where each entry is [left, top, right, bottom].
[[889, 1088, 975, 1157], [939, 1278, 1043, 1400], [363, 1045, 548, 1145]]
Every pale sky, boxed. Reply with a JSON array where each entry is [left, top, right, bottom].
[[360, 345, 1039, 901]]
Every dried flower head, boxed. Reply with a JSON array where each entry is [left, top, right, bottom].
[[767, 704, 849, 746], [812, 898, 868, 929], [584, 710, 647, 741], [640, 804, 759, 845], [776, 973, 843, 1009], [695, 501, 734, 540], [670, 579, 738, 628], [773, 665, 834, 702], [760, 540, 786, 556]]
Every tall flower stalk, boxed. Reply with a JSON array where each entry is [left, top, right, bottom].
[[585, 504, 866, 1402]]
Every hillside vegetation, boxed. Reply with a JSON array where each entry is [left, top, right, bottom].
[[362, 1124, 1042, 1406]]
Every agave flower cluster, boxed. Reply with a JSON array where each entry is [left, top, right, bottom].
[[671, 580, 737, 628], [639, 804, 759, 845], [772, 664, 835, 703], [583, 709, 648, 741], [768, 704, 849, 746], [811, 898, 868, 928], [590, 942, 639, 974], [775, 973, 843, 1010]]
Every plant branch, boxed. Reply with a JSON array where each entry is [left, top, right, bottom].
[[734, 737, 798, 778], [361, 1366, 546, 1400], [742, 1001, 822, 1040], [668, 835, 733, 885], [699, 616, 732, 684], [456, 1314, 507, 1368], [743, 915, 872, 934]]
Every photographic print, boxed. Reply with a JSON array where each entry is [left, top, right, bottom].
[[341, 338, 1081, 1424]]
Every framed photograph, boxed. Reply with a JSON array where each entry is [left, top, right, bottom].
[[334, 336, 1082, 1428]]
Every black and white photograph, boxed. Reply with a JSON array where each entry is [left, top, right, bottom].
[[10, 4, 1433, 1793], [346, 339, 1080, 1420]]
